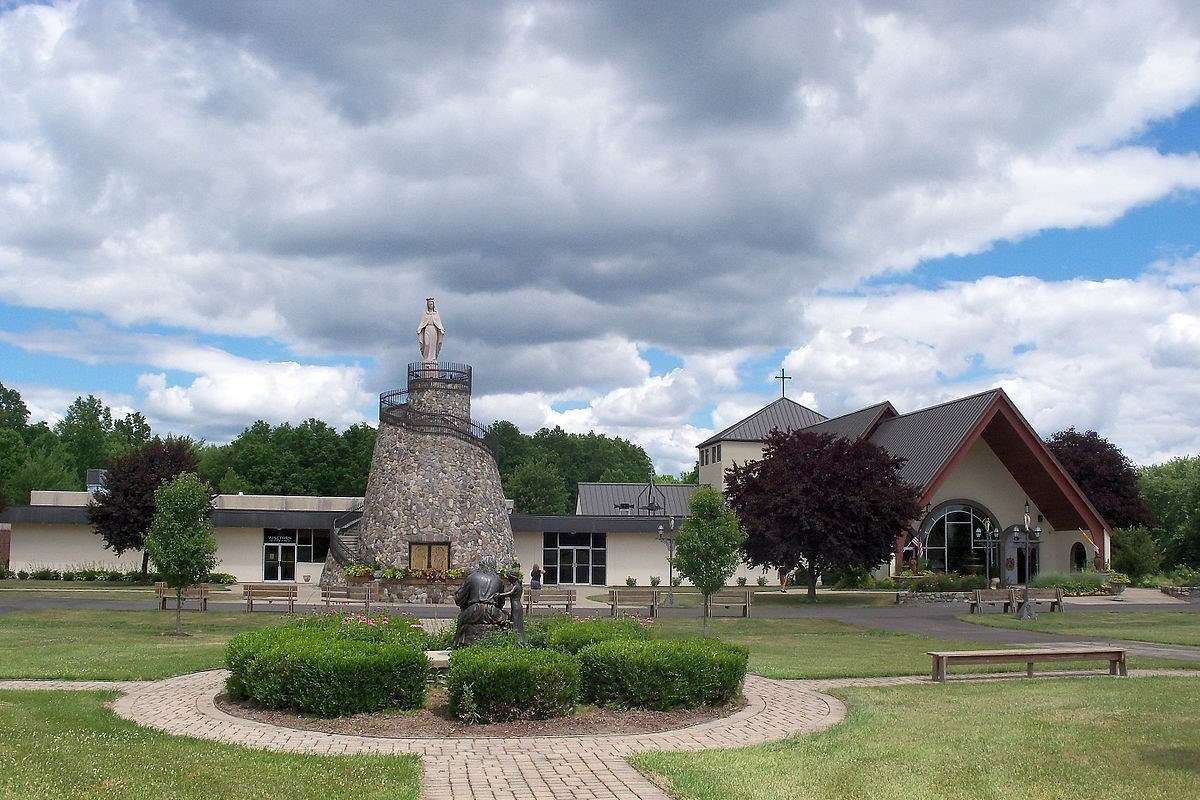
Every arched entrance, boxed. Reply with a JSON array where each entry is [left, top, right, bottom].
[[917, 501, 1001, 580], [1071, 542, 1088, 572]]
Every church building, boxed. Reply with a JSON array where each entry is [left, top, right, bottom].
[[696, 387, 1111, 582]]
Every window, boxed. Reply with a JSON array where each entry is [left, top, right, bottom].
[[541, 531, 607, 585], [294, 529, 330, 563], [714, 444, 721, 462], [409, 542, 451, 571], [918, 501, 999, 577], [700, 448, 708, 466]]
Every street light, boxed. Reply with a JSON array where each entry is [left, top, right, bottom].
[[658, 517, 677, 607], [1012, 500, 1044, 620]]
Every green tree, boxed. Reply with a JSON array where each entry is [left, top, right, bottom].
[[485, 420, 536, 486], [145, 473, 218, 636], [108, 412, 153, 459], [55, 395, 113, 485], [1139, 456, 1200, 567], [1110, 526, 1162, 584], [0, 429, 29, 507], [0, 382, 30, 431], [508, 457, 569, 515], [673, 486, 744, 631], [217, 467, 249, 494], [4, 440, 76, 505], [337, 423, 377, 495]]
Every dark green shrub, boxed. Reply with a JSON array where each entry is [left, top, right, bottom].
[[224, 618, 428, 716], [16, 570, 28, 580], [1032, 571, 1108, 595], [448, 645, 579, 722], [30, 568, 60, 580], [579, 638, 748, 710], [205, 572, 237, 585], [1111, 526, 1162, 584], [545, 617, 649, 654]]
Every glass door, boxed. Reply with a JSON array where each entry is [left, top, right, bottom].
[[264, 544, 281, 581], [263, 543, 297, 581], [558, 547, 575, 583]]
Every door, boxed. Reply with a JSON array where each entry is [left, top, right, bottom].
[[263, 544, 296, 581]]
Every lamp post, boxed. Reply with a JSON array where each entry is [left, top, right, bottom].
[[658, 518, 677, 607], [971, 517, 1001, 585], [1013, 501, 1043, 620]]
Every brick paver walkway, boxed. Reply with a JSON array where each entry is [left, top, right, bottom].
[[3, 668, 1196, 799]]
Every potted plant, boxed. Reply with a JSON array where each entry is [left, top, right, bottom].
[[625, 576, 637, 587], [649, 575, 661, 586], [756, 574, 768, 586]]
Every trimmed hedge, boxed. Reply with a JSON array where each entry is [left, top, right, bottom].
[[579, 639, 748, 711], [544, 617, 650, 654], [224, 615, 429, 717], [448, 645, 579, 723]]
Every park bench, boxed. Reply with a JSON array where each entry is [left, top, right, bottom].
[[154, 581, 210, 612], [322, 584, 380, 612], [242, 582, 298, 613], [608, 587, 659, 618], [1015, 586, 1065, 613], [968, 588, 1015, 614], [927, 646, 1127, 682], [525, 587, 576, 614], [703, 588, 754, 618]]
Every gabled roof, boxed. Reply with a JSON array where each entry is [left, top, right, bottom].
[[803, 401, 897, 442], [575, 482, 699, 517], [867, 389, 1001, 489], [697, 397, 827, 448]]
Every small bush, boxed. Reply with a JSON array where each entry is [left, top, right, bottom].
[[1111, 526, 1161, 584], [0, 568, 14, 579], [448, 645, 579, 722], [206, 572, 237, 585], [876, 576, 896, 591], [649, 575, 661, 586], [61, 571, 76, 581], [16, 570, 29, 580], [225, 620, 428, 717], [756, 575, 767, 586], [343, 563, 374, 579], [30, 568, 60, 581], [545, 617, 650, 654], [625, 576, 637, 586], [579, 638, 748, 710], [896, 574, 985, 592], [1169, 564, 1200, 587], [736, 576, 748, 586], [670, 575, 683, 587]]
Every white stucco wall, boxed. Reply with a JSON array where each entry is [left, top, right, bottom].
[[698, 441, 764, 492], [9, 524, 143, 572], [212, 527, 266, 582]]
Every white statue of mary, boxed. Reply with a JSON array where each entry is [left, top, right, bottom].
[[417, 298, 445, 364]]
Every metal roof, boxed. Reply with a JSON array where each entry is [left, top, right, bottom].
[[697, 397, 827, 448], [510, 514, 673, 533], [802, 401, 896, 442], [575, 482, 699, 517], [867, 389, 1001, 489]]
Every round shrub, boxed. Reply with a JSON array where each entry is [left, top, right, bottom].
[[579, 638, 748, 711], [544, 617, 649, 654], [224, 617, 429, 717], [448, 645, 579, 723]]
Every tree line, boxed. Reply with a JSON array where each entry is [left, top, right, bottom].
[[0, 382, 667, 515]]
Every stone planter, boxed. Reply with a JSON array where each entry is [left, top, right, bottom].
[[894, 590, 974, 605], [1162, 585, 1199, 600], [379, 580, 456, 604]]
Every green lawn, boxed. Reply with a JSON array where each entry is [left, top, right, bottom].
[[636, 676, 1200, 800], [0, 610, 280, 680], [587, 588, 896, 608], [647, 617, 1199, 678], [0, 579, 232, 591], [959, 609, 1200, 647], [0, 690, 420, 799]]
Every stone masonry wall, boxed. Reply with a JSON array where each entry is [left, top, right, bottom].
[[355, 387, 514, 572]]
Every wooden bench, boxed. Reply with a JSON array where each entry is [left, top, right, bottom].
[[525, 587, 576, 613], [154, 582, 210, 611], [609, 587, 659, 618], [704, 588, 753, 618], [242, 582, 298, 612], [322, 584, 380, 612], [1016, 586, 1065, 613], [928, 646, 1127, 682], [968, 588, 1015, 614]]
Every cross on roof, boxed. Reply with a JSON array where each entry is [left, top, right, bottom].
[[775, 368, 792, 398]]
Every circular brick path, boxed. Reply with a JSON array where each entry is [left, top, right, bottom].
[[3, 669, 1196, 800]]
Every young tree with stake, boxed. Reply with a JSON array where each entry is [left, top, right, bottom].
[[673, 486, 744, 633], [145, 473, 217, 636]]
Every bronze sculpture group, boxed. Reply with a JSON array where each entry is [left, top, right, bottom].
[[452, 557, 526, 648]]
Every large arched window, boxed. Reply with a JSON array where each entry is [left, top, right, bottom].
[[919, 501, 1000, 575]]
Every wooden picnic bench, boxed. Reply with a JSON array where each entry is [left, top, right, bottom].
[[703, 588, 753, 618], [242, 582, 298, 612], [968, 588, 1015, 614], [608, 587, 659, 618], [1016, 586, 1065, 613], [154, 581, 210, 611], [525, 587, 576, 614], [321, 584, 380, 612], [928, 646, 1127, 682]]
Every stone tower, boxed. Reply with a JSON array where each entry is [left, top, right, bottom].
[[327, 361, 515, 601]]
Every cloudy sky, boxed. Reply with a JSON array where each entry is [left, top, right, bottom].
[[1, 0, 1198, 473]]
